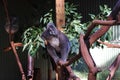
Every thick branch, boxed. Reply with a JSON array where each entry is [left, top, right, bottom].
[[89, 25, 111, 45], [79, 34, 98, 73], [106, 54, 120, 80], [84, 20, 116, 40], [109, 0, 120, 19]]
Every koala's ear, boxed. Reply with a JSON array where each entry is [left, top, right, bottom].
[[47, 22, 58, 35], [47, 22, 56, 28]]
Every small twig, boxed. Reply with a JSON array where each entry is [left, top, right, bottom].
[[97, 40, 120, 48], [4, 42, 23, 52]]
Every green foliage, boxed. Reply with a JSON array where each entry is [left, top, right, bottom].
[[22, 27, 45, 56], [97, 70, 109, 80], [22, 3, 112, 57], [39, 9, 53, 26], [22, 9, 53, 56], [89, 5, 111, 20], [64, 2, 85, 55]]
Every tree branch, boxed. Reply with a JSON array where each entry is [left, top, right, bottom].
[[64, 0, 120, 71], [89, 0, 120, 45], [4, 42, 23, 52], [80, 34, 99, 73], [84, 20, 116, 40], [10, 41, 26, 80], [97, 40, 120, 48]]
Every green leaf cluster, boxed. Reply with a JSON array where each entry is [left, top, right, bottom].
[[22, 27, 45, 56], [89, 5, 111, 20], [22, 9, 53, 56], [64, 2, 85, 55], [39, 9, 53, 25]]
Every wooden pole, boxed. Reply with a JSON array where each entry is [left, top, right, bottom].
[[56, 0, 65, 30], [55, 1, 65, 79]]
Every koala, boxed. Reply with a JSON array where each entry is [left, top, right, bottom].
[[41, 22, 70, 65], [5, 16, 19, 34]]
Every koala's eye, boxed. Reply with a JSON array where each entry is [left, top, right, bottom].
[[48, 28, 56, 36]]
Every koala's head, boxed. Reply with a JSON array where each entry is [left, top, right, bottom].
[[5, 16, 19, 34], [41, 22, 58, 40]]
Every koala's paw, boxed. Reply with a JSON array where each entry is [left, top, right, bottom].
[[57, 59, 66, 66]]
